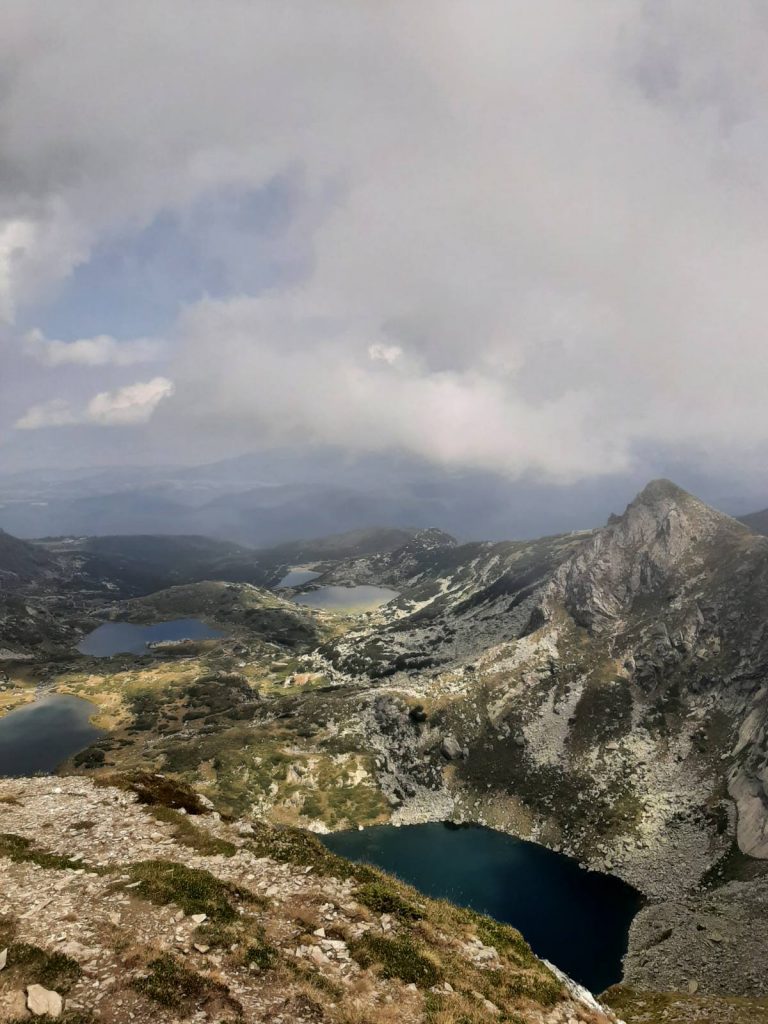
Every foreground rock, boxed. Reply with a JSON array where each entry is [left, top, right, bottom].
[[27, 983, 63, 1017]]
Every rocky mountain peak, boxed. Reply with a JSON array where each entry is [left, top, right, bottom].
[[553, 480, 745, 630], [631, 477, 693, 507]]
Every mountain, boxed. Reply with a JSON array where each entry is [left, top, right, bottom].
[[6, 447, 749, 545], [35, 527, 432, 598], [42, 534, 271, 595], [0, 528, 56, 584], [319, 481, 767, 869], [6, 479, 768, 1020], [738, 506, 768, 536], [255, 526, 429, 565]]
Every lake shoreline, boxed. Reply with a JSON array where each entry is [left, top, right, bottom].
[[322, 819, 644, 994]]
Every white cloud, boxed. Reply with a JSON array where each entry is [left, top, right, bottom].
[[23, 328, 161, 367], [86, 377, 174, 425], [2, 2, 768, 479], [368, 343, 403, 365], [15, 377, 174, 430], [14, 398, 77, 430]]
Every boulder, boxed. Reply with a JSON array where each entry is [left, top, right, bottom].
[[440, 735, 463, 760], [27, 984, 63, 1018]]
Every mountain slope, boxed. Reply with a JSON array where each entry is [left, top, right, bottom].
[[0, 773, 618, 1024], [8, 480, 768, 1018], [738, 506, 768, 536], [0, 528, 56, 584], [312, 482, 768, 899]]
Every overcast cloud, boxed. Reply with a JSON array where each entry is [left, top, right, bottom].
[[1, 1, 768, 487]]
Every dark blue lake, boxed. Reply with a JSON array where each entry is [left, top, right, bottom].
[[0, 694, 104, 777], [322, 821, 642, 994], [77, 618, 224, 657]]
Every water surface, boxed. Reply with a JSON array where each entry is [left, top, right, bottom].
[[292, 585, 398, 612], [77, 618, 224, 657], [0, 693, 104, 776], [322, 821, 642, 993]]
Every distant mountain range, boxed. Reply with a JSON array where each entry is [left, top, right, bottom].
[[3, 448, 766, 546]]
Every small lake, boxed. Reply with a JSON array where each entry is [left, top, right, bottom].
[[0, 694, 104, 777], [77, 618, 225, 657], [278, 568, 322, 588], [292, 585, 398, 612], [322, 821, 642, 993]]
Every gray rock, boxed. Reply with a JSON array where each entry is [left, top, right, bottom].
[[440, 735, 463, 760], [27, 984, 63, 1018]]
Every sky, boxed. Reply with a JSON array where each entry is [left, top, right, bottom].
[[1, 1, 768, 511]]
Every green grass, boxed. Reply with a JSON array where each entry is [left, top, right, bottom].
[[247, 821, 372, 880], [124, 860, 255, 922], [350, 933, 442, 987], [0, 833, 90, 872], [355, 878, 424, 920], [97, 770, 211, 814], [146, 805, 237, 857], [1, 942, 82, 991], [131, 953, 236, 1011], [243, 937, 278, 970]]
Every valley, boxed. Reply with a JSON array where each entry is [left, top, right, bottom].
[[2, 481, 768, 1022]]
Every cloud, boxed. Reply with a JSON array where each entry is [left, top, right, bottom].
[[2, 2, 768, 481], [23, 328, 161, 367], [14, 398, 77, 430], [15, 377, 174, 430], [368, 343, 403, 365]]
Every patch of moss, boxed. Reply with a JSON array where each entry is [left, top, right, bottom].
[[0, 833, 87, 872], [4, 1014, 97, 1024], [146, 805, 237, 857], [125, 860, 252, 922], [97, 771, 210, 814], [192, 920, 236, 949], [247, 821, 373, 881], [131, 953, 237, 1012], [350, 933, 442, 987], [356, 878, 423, 920], [3, 942, 82, 991], [243, 937, 278, 970], [0, 912, 18, 947], [481, 963, 561, 1007], [468, 914, 535, 965]]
